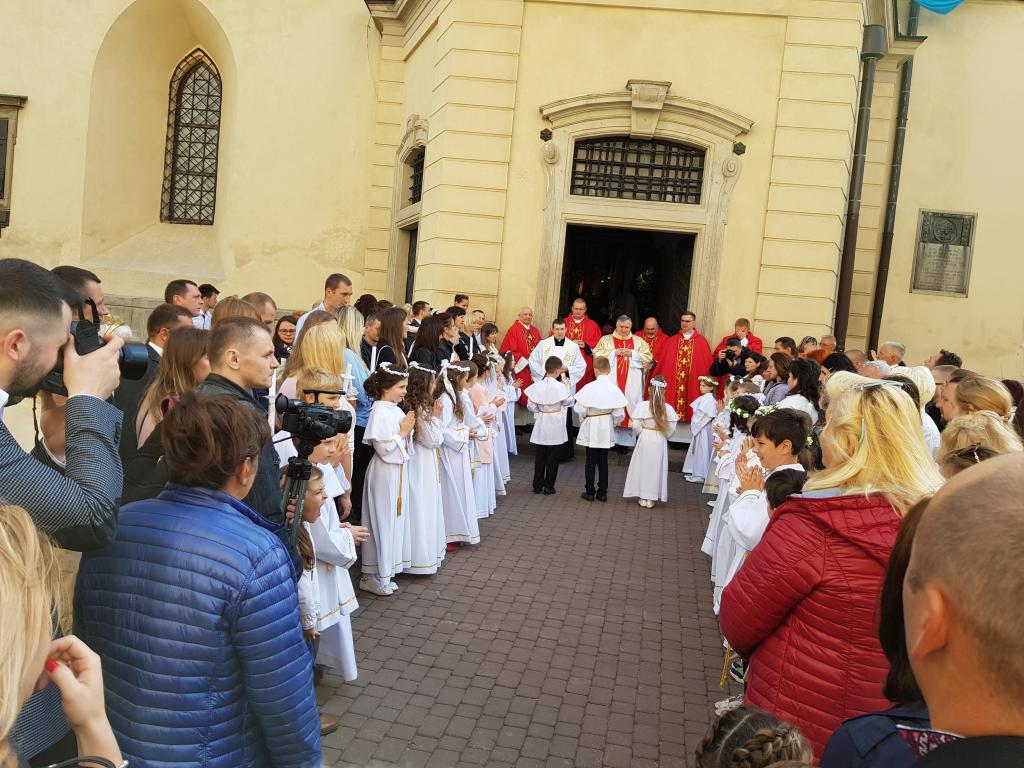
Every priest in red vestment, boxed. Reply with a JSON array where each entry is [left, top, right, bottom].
[[499, 306, 541, 406], [711, 317, 763, 356], [564, 297, 602, 388], [635, 316, 670, 390], [653, 311, 713, 422]]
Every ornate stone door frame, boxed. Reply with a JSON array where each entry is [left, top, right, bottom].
[[385, 115, 429, 302], [536, 81, 752, 334]]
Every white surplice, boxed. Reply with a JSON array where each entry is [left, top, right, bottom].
[[361, 401, 411, 579], [438, 394, 481, 544], [682, 392, 718, 480], [404, 416, 447, 575], [524, 377, 572, 446], [310, 464, 359, 680], [593, 334, 652, 447], [528, 337, 586, 392], [573, 374, 627, 449], [622, 400, 678, 501]]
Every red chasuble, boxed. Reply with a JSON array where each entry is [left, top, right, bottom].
[[612, 335, 635, 428], [636, 330, 670, 390], [500, 321, 541, 405], [565, 314, 602, 388], [653, 331, 713, 422]]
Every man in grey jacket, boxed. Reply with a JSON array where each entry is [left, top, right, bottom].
[[0, 258, 124, 764]]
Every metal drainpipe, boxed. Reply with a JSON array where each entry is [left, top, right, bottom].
[[833, 24, 888, 350], [868, 3, 920, 351]]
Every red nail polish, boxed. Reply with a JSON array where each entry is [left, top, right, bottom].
[[45, 660, 58, 672]]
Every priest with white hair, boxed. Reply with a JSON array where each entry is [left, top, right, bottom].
[[593, 315, 652, 448]]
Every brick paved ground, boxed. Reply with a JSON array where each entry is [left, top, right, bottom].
[[318, 451, 737, 767]]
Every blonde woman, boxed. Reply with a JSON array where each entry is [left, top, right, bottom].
[[622, 376, 678, 508], [938, 411, 1023, 478], [720, 380, 942, 758], [945, 374, 1014, 421], [890, 365, 941, 456], [337, 306, 375, 521], [0, 505, 122, 767]]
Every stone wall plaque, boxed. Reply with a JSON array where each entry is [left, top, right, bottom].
[[911, 210, 975, 297]]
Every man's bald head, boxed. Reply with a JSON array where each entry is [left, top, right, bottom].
[[905, 453, 1024, 718]]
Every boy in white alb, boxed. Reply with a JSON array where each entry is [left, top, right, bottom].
[[574, 356, 627, 502], [525, 356, 572, 494], [683, 376, 719, 483], [716, 407, 811, 611]]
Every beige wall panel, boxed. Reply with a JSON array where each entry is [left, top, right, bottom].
[[758, 266, 838, 297], [761, 239, 840, 271], [773, 127, 853, 161], [764, 211, 843, 244], [768, 184, 847, 217], [780, 71, 857, 104], [770, 157, 850, 188], [755, 294, 834, 326], [415, 263, 500, 295], [427, 130, 512, 164], [777, 99, 855, 132], [436, 22, 522, 54], [782, 43, 860, 77], [452, 0, 525, 26], [429, 211, 504, 243], [433, 157, 512, 189], [785, 16, 862, 46], [430, 186, 508, 217], [437, 49, 520, 81], [436, 105, 515, 138], [434, 77, 518, 110], [414, 238, 502, 270]]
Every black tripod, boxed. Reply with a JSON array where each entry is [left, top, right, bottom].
[[280, 438, 319, 549]]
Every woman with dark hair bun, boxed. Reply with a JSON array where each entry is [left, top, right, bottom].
[[75, 392, 321, 768]]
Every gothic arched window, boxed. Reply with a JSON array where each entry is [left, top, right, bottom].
[[570, 136, 705, 204], [161, 49, 222, 225]]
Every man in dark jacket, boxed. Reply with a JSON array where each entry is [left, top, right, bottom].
[[708, 337, 751, 378], [197, 317, 282, 522], [904, 453, 1024, 767]]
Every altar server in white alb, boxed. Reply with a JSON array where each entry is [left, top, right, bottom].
[[437, 361, 481, 551], [402, 362, 447, 576], [593, 315, 653, 448], [573, 355, 627, 502], [683, 376, 720, 483], [526, 355, 573, 495], [359, 363, 415, 596], [529, 318, 588, 457], [623, 375, 678, 508]]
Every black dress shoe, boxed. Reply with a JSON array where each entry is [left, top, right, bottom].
[[533, 487, 543, 494], [596, 494, 608, 502], [581, 492, 595, 502], [543, 487, 556, 495]]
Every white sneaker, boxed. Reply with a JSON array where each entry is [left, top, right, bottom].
[[637, 499, 647, 508], [686, 476, 705, 484], [386, 580, 399, 594], [707, 500, 716, 508], [359, 576, 391, 596]]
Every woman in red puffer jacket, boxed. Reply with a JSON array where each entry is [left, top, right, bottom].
[[720, 375, 942, 758]]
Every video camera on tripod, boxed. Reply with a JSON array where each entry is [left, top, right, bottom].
[[276, 390, 352, 548]]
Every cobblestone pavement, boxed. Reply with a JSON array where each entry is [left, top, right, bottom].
[[318, 451, 735, 767]]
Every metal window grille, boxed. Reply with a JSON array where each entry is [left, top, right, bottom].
[[570, 136, 705, 204], [161, 49, 222, 225], [408, 148, 425, 205]]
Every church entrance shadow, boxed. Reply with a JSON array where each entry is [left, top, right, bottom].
[[559, 223, 695, 332]]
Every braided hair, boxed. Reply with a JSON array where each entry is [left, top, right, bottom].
[[694, 706, 811, 768]]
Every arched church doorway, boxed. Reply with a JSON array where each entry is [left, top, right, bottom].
[[558, 224, 694, 333]]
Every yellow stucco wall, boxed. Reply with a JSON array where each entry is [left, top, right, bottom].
[[3, 0, 1022, 379], [0, 0, 379, 310]]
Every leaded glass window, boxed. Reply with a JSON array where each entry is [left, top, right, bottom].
[[161, 50, 222, 225], [570, 136, 705, 204]]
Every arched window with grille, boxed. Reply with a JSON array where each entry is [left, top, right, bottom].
[[570, 136, 705, 204], [161, 49, 222, 224]]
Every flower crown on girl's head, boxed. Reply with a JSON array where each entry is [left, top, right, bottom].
[[649, 379, 667, 389], [698, 376, 718, 388], [729, 400, 753, 419]]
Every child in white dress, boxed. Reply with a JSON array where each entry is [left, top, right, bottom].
[[359, 363, 415, 596], [501, 352, 522, 457], [295, 465, 327, 646], [485, 354, 511, 487], [465, 360, 497, 518], [623, 375, 678, 507], [402, 362, 447, 576], [683, 376, 719, 483], [438, 362, 481, 551]]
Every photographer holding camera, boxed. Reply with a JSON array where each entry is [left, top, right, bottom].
[[0, 258, 125, 763], [709, 336, 752, 379]]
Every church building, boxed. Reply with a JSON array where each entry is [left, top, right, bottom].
[[1, 0, 1021, 374]]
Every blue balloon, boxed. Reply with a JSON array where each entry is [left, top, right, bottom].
[[916, 0, 966, 13]]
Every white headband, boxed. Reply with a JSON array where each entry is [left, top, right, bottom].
[[379, 362, 409, 378], [408, 361, 437, 375], [649, 379, 667, 389], [439, 360, 470, 399]]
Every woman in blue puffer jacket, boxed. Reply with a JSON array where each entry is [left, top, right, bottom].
[[75, 392, 320, 768]]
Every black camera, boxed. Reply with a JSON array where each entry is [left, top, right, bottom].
[[723, 348, 737, 362], [276, 392, 352, 446], [36, 299, 150, 397]]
